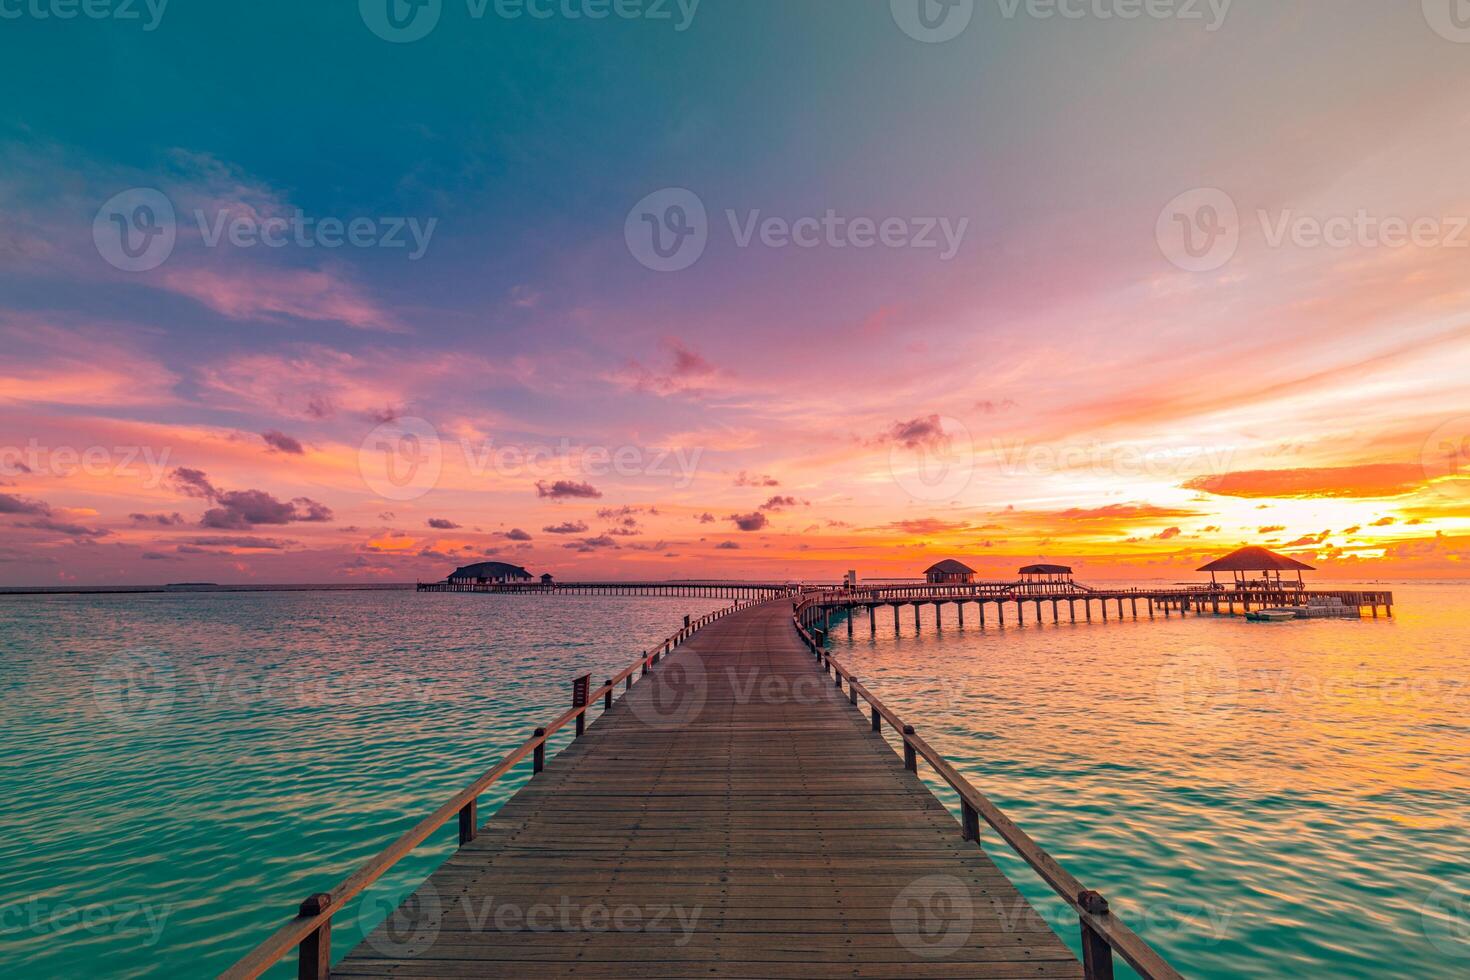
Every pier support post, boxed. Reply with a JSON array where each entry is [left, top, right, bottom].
[[894, 605, 900, 633], [957, 602, 964, 627], [1069, 600, 1075, 622]]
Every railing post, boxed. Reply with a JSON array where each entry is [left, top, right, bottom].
[[604, 679, 614, 710], [297, 893, 331, 980], [1078, 890, 1115, 980], [533, 727, 546, 774], [458, 798, 477, 844], [961, 800, 980, 842], [871, 705, 881, 731], [903, 725, 917, 772], [849, 680, 859, 705], [572, 673, 590, 738]]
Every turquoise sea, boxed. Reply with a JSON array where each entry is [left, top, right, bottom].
[[2, 584, 1467, 977]]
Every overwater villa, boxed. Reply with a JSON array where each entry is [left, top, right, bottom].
[[446, 561, 534, 586]]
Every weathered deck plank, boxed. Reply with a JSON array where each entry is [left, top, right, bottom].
[[339, 601, 1081, 978]]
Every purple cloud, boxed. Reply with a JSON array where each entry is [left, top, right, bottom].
[[728, 512, 769, 532], [536, 480, 602, 500], [261, 430, 306, 455]]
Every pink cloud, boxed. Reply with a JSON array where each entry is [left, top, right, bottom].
[[155, 265, 401, 332]]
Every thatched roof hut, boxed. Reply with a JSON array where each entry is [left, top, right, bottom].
[[1198, 547, 1314, 589], [924, 559, 975, 584]]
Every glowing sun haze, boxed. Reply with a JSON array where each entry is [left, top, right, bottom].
[[2, 2, 1468, 585]]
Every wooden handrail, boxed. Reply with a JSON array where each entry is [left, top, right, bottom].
[[790, 599, 1183, 980], [223, 595, 781, 980]]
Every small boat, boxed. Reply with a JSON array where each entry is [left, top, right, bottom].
[[1246, 608, 1299, 622]]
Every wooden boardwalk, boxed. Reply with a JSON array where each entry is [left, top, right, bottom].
[[336, 600, 1082, 978]]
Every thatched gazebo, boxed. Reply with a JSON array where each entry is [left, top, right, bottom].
[[924, 559, 975, 584], [1018, 564, 1074, 593], [1198, 547, 1314, 591]]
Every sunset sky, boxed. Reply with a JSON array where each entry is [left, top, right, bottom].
[[3, 0, 1469, 585]]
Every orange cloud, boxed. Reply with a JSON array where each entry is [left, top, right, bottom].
[[1185, 464, 1426, 499]]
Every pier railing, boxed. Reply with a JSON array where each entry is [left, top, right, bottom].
[[223, 597, 764, 980], [791, 597, 1184, 980]]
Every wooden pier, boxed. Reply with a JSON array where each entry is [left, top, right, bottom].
[[800, 583, 1394, 637], [416, 580, 803, 600], [226, 598, 1181, 980]]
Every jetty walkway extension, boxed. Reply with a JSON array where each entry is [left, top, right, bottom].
[[227, 598, 1180, 979]]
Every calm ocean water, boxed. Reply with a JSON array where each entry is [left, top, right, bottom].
[[2, 584, 1467, 977], [0, 591, 731, 978], [828, 582, 1470, 979]]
